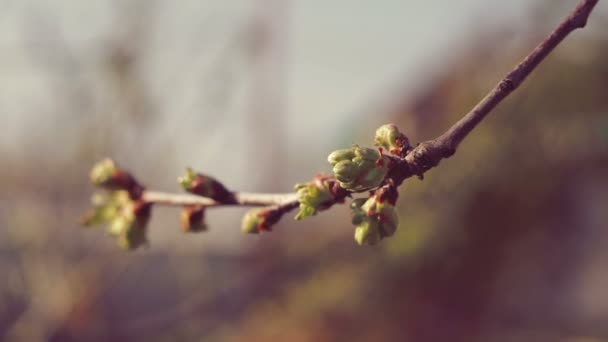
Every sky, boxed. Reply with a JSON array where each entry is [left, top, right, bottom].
[[0, 0, 538, 144]]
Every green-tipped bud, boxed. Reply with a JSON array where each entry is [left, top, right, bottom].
[[108, 214, 131, 236], [241, 209, 264, 234], [181, 206, 207, 233], [90, 159, 118, 187], [294, 179, 334, 220], [178, 168, 235, 203], [117, 221, 148, 250], [89, 159, 142, 198], [354, 219, 381, 245], [116, 201, 151, 250], [377, 203, 399, 237], [293, 176, 349, 221], [332, 160, 358, 183], [374, 124, 410, 156], [328, 149, 356, 167], [82, 191, 150, 250], [177, 168, 197, 190], [81, 191, 131, 227], [241, 207, 284, 234], [350, 195, 399, 245], [328, 146, 390, 191], [360, 195, 399, 238]]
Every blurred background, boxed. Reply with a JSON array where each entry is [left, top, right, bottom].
[[1, 0, 607, 341]]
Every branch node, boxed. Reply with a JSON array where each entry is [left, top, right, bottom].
[[499, 78, 516, 93]]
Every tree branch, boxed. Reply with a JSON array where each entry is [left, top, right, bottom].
[[137, 0, 598, 209], [149, 0, 597, 205], [84, 0, 600, 248], [142, 191, 299, 208], [403, 0, 599, 175]]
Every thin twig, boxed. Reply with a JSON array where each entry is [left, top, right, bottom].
[[140, 0, 599, 210], [404, 0, 599, 174], [143, 191, 299, 208]]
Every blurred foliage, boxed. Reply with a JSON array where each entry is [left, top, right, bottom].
[[1, 3, 608, 342]]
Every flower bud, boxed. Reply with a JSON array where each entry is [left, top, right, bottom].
[[89, 159, 144, 199], [90, 159, 118, 186], [117, 222, 148, 250], [81, 191, 130, 227], [241, 207, 285, 234], [360, 195, 399, 238], [354, 219, 381, 245], [328, 146, 390, 191], [116, 201, 151, 250], [81, 188, 151, 250], [328, 149, 356, 167], [294, 179, 334, 220], [350, 194, 399, 245], [181, 206, 207, 233], [332, 160, 358, 183], [108, 214, 131, 236], [241, 209, 264, 234], [374, 124, 410, 156], [178, 168, 235, 203]]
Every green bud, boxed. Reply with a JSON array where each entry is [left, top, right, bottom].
[[241, 209, 264, 234], [178, 168, 234, 203], [108, 214, 131, 236], [354, 220, 381, 245], [90, 159, 118, 187], [117, 222, 148, 250], [89, 159, 141, 198], [378, 204, 399, 237], [328, 146, 390, 191], [332, 160, 359, 183], [374, 124, 410, 156], [241, 206, 285, 234], [116, 201, 151, 250], [81, 188, 151, 250], [177, 168, 198, 191], [294, 180, 334, 220], [81, 191, 131, 227], [351, 195, 399, 245], [327, 149, 356, 167]]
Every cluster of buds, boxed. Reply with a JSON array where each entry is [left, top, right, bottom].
[[178, 168, 235, 203], [82, 190, 151, 250], [83, 159, 152, 250], [306, 125, 409, 245], [82, 124, 411, 249], [374, 124, 411, 157], [327, 145, 391, 191], [350, 190, 399, 245], [293, 175, 349, 220]]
